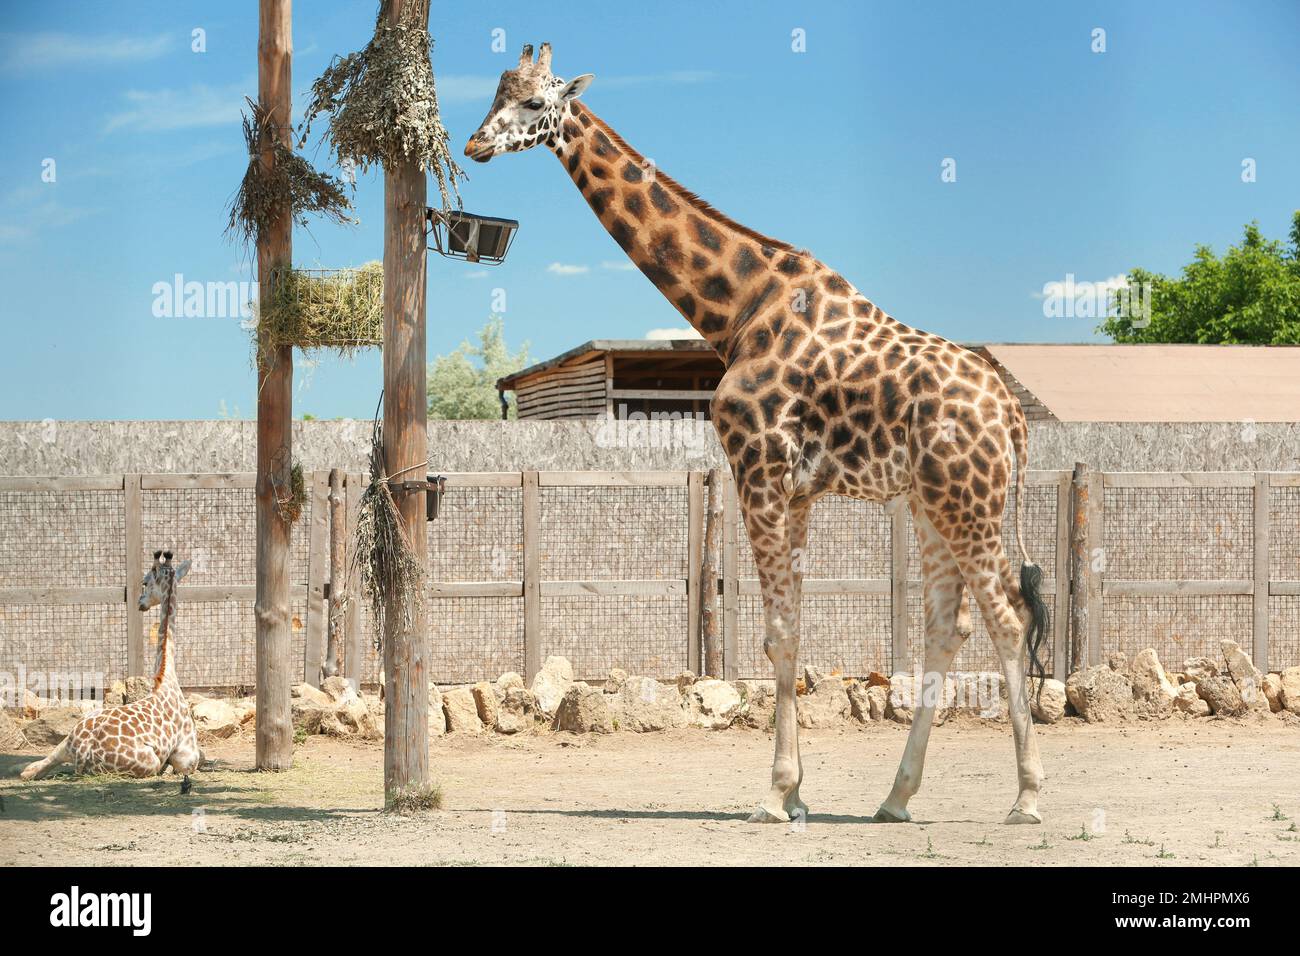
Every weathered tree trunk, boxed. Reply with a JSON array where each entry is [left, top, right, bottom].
[[254, 0, 294, 771], [323, 467, 345, 680], [1068, 461, 1090, 675], [701, 467, 724, 678], [382, 0, 431, 802]]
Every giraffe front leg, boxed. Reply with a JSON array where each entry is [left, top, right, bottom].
[[743, 497, 807, 824]]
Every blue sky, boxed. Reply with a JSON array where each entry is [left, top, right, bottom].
[[1, 0, 1297, 420]]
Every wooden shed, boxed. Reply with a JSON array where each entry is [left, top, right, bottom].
[[498, 339, 722, 421]]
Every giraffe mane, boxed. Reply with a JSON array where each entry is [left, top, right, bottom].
[[583, 110, 807, 257]]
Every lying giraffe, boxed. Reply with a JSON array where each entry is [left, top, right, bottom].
[[467, 45, 1052, 825], [21, 551, 202, 791]]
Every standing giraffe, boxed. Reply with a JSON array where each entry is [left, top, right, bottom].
[[21, 551, 202, 791], [466, 45, 1050, 825]]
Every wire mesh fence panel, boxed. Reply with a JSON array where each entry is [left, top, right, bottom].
[[140, 598, 308, 690], [903, 483, 1059, 580], [0, 603, 126, 688], [428, 596, 525, 684], [1270, 486, 1300, 582], [1103, 487, 1254, 581], [427, 486, 522, 582], [1103, 594, 1252, 666], [735, 593, 892, 679], [1268, 596, 1300, 671], [0, 490, 124, 587], [140, 487, 312, 587], [539, 594, 687, 679], [539, 485, 688, 580]]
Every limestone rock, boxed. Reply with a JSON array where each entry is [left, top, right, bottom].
[[1130, 648, 1177, 718], [496, 687, 536, 734], [1174, 681, 1211, 717], [471, 682, 499, 728], [1261, 674, 1283, 713], [672, 671, 698, 694], [427, 685, 445, 736], [321, 676, 359, 707], [887, 673, 953, 726], [1027, 678, 1068, 723], [443, 687, 483, 733], [22, 707, 83, 746], [291, 682, 332, 707], [1183, 657, 1218, 681], [846, 681, 871, 722], [1107, 652, 1129, 672], [607, 676, 685, 732], [554, 684, 614, 734], [951, 672, 1006, 719], [191, 698, 240, 738], [605, 668, 628, 693], [867, 684, 888, 721], [737, 680, 776, 729], [104, 680, 127, 707], [685, 678, 742, 729], [0, 708, 26, 750], [1221, 640, 1262, 685], [1196, 675, 1245, 717], [496, 671, 524, 694], [124, 676, 152, 704], [797, 675, 850, 728], [529, 656, 574, 719], [1065, 666, 1135, 723], [1279, 667, 1300, 715], [291, 699, 329, 735]]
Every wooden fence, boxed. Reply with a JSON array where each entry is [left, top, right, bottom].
[[1, 469, 1297, 689]]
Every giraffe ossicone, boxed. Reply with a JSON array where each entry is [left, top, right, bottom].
[[20, 551, 202, 790], [467, 44, 1051, 825]]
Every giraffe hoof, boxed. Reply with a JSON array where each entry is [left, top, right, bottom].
[[1004, 808, 1042, 825], [872, 804, 912, 824], [747, 803, 791, 824], [180, 776, 192, 796]]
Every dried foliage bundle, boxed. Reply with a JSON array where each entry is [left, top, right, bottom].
[[254, 262, 384, 370], [353, 417, 425, 654], [275, 462, 307, 524], [226, 98, 355, 250], [299, 0, 464, 212]]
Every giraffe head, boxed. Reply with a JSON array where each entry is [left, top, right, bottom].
[[138, 550, 190, 612], [464, 43, 594, 163]]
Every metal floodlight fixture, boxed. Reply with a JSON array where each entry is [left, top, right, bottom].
[[427, 208, 519, 265]]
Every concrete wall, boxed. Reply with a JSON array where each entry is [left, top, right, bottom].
[[2, 419, 1298, 475]]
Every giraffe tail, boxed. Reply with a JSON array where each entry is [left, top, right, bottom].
[[19, 738, 71, 781], [1010, 410, 1050, 684]]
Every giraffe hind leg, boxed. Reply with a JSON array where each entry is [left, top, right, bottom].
[[19, 738, 72, 781]]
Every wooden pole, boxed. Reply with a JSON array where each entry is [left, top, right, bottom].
[[323, 467, 345, 679], [382, 0, 431, 801], [1068, 461, 1090, 675], [254, 0, 294, 771], [700, 467, 723, 677], [343, 472, 364, 691]]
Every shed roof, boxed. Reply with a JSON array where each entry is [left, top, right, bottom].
[[982, 344, 1300, 422], [497, 338, 714, 388]]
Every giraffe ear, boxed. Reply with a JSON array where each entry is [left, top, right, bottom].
[[175, 559, 192, 581], [561, 74, 594, 101]]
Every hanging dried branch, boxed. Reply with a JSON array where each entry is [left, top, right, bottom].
[[298, 0, 465, 212], [352, 415, 425, 654], [226, 98, 355, 250]]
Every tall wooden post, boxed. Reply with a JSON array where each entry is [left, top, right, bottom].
[[323, 467, 346, 679], [382, 0, 431, 801], [1068, 461, 1090, 675], [700, 467, 724, 677], [254, 0, 294, 771]]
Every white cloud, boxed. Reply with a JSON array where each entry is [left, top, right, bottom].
[[645, 327, 702, 340], [601, 260, 636, 272], [104, 83, 247, 133], [463, 269, 489, 280], [547, 262, 589, 276], [436, 74, 503, 104], [1, 31, 172, 71]]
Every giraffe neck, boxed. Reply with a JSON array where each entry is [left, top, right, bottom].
[[153, 576, 179, 692], [550, 102, 811, 364]]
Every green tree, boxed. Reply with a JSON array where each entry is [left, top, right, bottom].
[[1099, 211, 1300, 344], [427, 316, 529, 420]]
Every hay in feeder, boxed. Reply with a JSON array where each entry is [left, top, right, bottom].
[[226, 98, 355, 251], [299, 0, 465, 213], [275, 462, 307, 524], [353, 417, 425, 653], [254, 262, 384, 370]]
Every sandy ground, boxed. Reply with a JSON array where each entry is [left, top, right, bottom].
[[2, 718, 1298, 867]]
